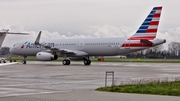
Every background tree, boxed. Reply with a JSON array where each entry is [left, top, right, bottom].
[[168, 42, 180, 56], [0, 47, 10, 55], [143, 44, 164, 58]]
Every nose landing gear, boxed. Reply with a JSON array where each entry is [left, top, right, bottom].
[[22, 56, 27, 64]]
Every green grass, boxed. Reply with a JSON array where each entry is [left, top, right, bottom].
[[96, 79, 180, 96], [91, 58, 180, 63]]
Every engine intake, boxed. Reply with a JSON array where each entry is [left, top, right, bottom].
[[36, 52, 58, 61]]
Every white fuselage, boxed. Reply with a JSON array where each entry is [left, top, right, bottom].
[[10, 37, 163, 57]]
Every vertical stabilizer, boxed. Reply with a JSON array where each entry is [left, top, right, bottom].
[[0, 34, 6, 47], [0, 29, 9, 47], [129, 6, 162, 40]]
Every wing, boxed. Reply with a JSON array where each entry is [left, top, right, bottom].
[[59, 49, 88, 56], [34, 31, 88, 56]]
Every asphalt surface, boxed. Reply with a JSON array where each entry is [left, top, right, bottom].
[[0, 61, 180, 101]]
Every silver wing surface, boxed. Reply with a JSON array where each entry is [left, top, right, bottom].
[[34, 31, 88, 57]]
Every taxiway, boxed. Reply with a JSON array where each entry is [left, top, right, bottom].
[[0, 62, 180, 101]]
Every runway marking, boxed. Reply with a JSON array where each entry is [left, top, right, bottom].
[[0, 89, 80, 97], [0, 62, 18, 66]]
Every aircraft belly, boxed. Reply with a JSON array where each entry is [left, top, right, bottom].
[[83, 47, 119, 56], [20, 49, 42, 56]]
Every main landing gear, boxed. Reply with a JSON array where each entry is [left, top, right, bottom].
[[62, 59, 71, 65], [83, 57, 91, 65], [62, 57, 91, 65], [83, 59, 91, 65]]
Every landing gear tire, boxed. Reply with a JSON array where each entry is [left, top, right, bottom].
[[84, 59, 91, 65], [22, 56, 27, 64], [22, 60, 26, 64], [62, 60, 71, 65]]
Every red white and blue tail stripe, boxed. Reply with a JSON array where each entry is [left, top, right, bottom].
[[129, 6, 162, 40], [121, 6, 162, 49]]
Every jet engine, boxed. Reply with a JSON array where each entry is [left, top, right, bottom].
[[36, 52, 58, 61]]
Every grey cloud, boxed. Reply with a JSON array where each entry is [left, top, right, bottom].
[[0, 0, 180, 49], [2, 24, 135, 47], [1, 23, 179, 52]]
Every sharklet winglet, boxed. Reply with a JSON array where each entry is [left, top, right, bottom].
[[35, 31, 42, 45]]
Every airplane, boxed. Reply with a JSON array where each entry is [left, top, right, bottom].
[[9, 6, 166, 65], [0, 29, 28, 63], [0, 29, 28, 47]]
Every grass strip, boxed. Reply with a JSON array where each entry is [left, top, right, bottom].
[[96, 81, 180, 96]]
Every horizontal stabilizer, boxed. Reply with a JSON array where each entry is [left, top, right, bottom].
[[140, 39, 153, 45], [0, 29, 29, 35], [6, 32, 29, 35]]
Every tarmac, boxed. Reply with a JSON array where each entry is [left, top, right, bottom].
[[0, 61, 180, 101]]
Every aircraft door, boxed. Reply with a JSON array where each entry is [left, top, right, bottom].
[[79, 41, 85, 50]]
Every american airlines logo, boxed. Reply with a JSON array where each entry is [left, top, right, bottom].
[[21, 41, 28, 49], [26, 42, 54, 48], [21, 41, 55, 49]]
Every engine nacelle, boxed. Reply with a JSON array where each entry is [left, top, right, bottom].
[[36, 52, 58, 61]]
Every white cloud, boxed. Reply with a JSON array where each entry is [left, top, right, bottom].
[[157, 27, 180, 50], [88, 25, 135, 38]]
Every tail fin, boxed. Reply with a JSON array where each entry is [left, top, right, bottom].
[[0, 29, 29, 47], [0, 34, 6, 47], [129, 6, 162, 40]]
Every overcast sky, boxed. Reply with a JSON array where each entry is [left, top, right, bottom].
[[0, 0, 180, 50]]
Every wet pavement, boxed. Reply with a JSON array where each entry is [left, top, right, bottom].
[[0, 62, 180, 101]]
